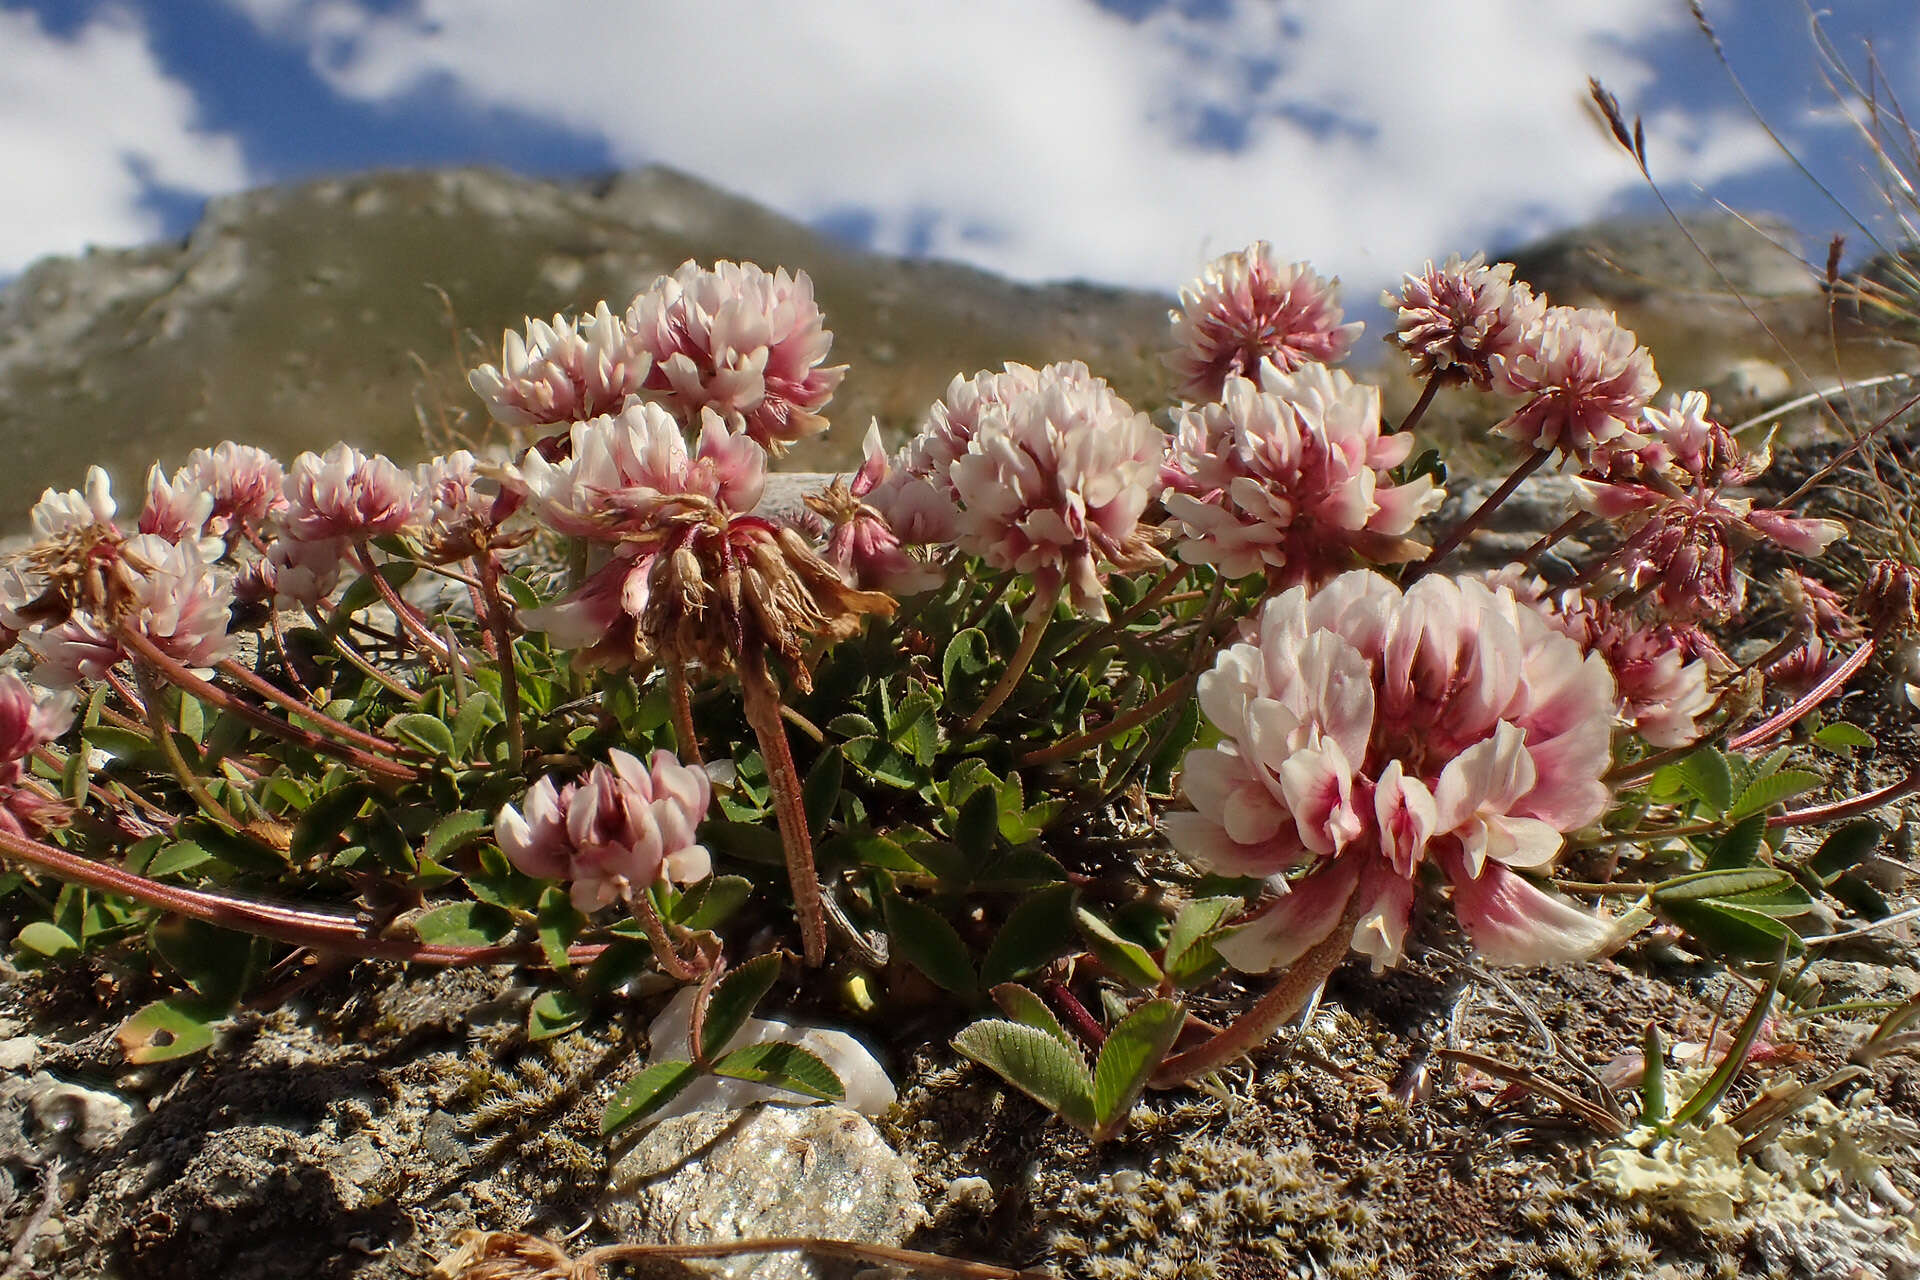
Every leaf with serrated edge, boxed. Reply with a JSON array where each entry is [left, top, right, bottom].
[[601, 1060, 698, 1136], [1092, 999, 1186, 1135], [884, 895, 978, 999], [1727, 770, 1823, 821], [710, 1042, 846, 1101], [991, 983, 1077, 1051], [1675, 749, 1733, 814], [700, 953, 783, 1061], [1075, 907, 1164, 987], [954, 1019, 1095, 1131], [980, 883, 1076, 988], [1162, 897, 1240, 978]]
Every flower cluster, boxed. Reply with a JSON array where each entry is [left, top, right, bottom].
[[469, 303, 650, 431], [1385, 253, 1547, 389], [1167, 570, 1618, 971], [1160, 365, 1442, 585], [0, 671, 73, 836], [497, 749, 711, 910], [1166, 243, 1363, 401], [1491, 306, 1659, 461]]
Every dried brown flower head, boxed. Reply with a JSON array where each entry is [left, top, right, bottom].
[[430, 1231, 599, 1280]]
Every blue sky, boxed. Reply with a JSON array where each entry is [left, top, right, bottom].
[[2, 1, 1917, 300]]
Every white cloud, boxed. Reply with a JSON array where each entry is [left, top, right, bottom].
[[225, 0, 1780, 297], [0, 6, 251, 274]]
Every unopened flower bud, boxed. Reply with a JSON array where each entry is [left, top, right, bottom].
[[1857, 560, 1920, 639]]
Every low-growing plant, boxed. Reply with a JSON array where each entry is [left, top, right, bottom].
[[0, 219, 1911, 1155]]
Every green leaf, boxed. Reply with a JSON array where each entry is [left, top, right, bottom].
[[528, 989, 589, 1041], [149, 917, 253, 1005], [955, 786, 1000, 861], [1727, 769, 1823, 821], [184, 821, 286, 874], [451, 692, 504, 761], [701, 953, 783, 1061], [117, 996, 224, 1063], [82, 725, 161, 762], [943, 628, 991, 689], [1162, 897, 1241, 982], [601, 1059, 698, 1136], [710, 1042, 846, 1102], [388, 713, 456, 759], [292, 783, 373, 861], [15, 920, 79, 960], [1656, 898, 1802, 962], [1654, 867, 1797, 903], [980, 883, 1077, 988], [802, 746, 844, 834], [675, 876, 754, 930], [703, 820, 786, 867], [838, 736, 919, 789], [1670, 951, 1786, 1128], [535, 887, 583, 969], [990, 983, 1077, 1050], [147, 839, 212, 879], [1075, 907, 1164, 988], [890, 693, 939, 768], [61, 743, 91, 807], [423, 809, 490, 864], [1705, 813, 1768, 870], [952, 1018, 1095, 1131], [884, 895, 978, 1000], [1805, 821, 1883, 884], [412, 902, 515, 947], [1811, 722, 1874, 754], [1091, 999, 1186, 1136], [825, 713, 878, 739], [1674, 749, 1734, 814]]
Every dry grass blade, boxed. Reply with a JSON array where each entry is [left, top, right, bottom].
[[1435, 1048, 1626, 1137]]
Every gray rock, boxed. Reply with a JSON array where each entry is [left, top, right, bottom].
[[0, 1072, 138, 1158], [602, 1104, 926, 1280], [1426, 471, 1589, 574], [0, 1036, 39, 1072]]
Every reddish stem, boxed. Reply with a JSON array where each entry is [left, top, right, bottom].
[[1771, 761, 1920, 828], [354, 544, 455, 669], [1043, 978, 1108, 1049], [215, 659, 406, 758], [1727, 639, 1875, 752], [118, 628, 418, 781], [1413, 447, 1550, 579], [474, 550, 524, 769], [740, 657, 828, 966]]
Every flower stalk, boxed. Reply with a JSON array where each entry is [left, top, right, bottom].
[[740, 658, 828, 966], [962, 580, 1060, 734]]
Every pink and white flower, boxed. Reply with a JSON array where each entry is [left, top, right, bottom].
[[0, 671, 73, 836], [137, 465, 215, 547], [1385, 254, 1546, 389], [1161, 366, 1443, 584], [626, 259, 846, 452], [496, 748, 712, 911], [31, 536, 234, 687], [184, 442, 287, 539], [469, 303, 649, 429], [807, 425, 946, 594], [945, 362, 1166, 618], [282, 444, 422, 543], [1166, 245, 1363, 402], [1491, 307, 1658, 462], [1166, 570, 1618, 971], [31, 466, 117, 541], [260, 536, 350, 608]]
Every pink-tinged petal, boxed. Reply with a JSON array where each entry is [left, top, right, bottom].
[[1433, 721, 1537, 836], [1372, 760, 1437, 879], [1295, 631, 1375, 766], [1746, 509, 1846, 557], [1214, 858, 1363, 974], [1162, 810, 1304, 879], [1442, 853, 1614, 966], [1278, 739, 1362, 856], [1352, 862, 1416, 973], [1571, 477, 1660, 519]]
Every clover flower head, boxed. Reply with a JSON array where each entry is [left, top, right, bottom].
[[1161, 366, 1442, 584], [806, 425, 947, 594], [1166, 244, 1363, 401], [0, 670, 74, 836], [1385, 253, 1546, 388], [413, 449, 516, 561], [511, 403, 765, 541], [902, 362, 1052, 502], [137, 465, 216, 549], [30, 535, 234, 689], [1165, 570, 1618, 972], [31, 466, 117, 542], [627, 259, 846, 452], [261, 535, 350, 608], [283, 444, 422, 543], [1492, 306, 1658, 461], [1499, 571, 1718, 749], [946, 362, 1166, 618], [185, 442, 287, 538], [496, 748, 712, 912], [469, 302, 649, 429]]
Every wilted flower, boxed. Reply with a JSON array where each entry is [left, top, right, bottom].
[[1856, 559, 1920, 640], [946, 362, 1166, 618], [184, 442, 287, 539], [1491, 306, 1658, 461], [282, 444, 421, 543], [1166, 244, 1363, 401], [469, 303, 648, 430], [29, 536, 234, 688], [1385, 254, 1546, 388], [1165, 570, 1618, 971], [1161, 366, 1442, 584], [495, 748, 712, 911], [626, 259, 845, 452], [1765, 570, 1865, 698], [805, 426, 946, 594], [412, 449, 519, 562]]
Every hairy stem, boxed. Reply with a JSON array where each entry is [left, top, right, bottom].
[[1151, 897, 1360, 1088], [740, 657, 827, 966], [354, 543, 456, 669], [1394, 370, 1446, 436], [630, 885, 699, 982], [668, 662, 701, 763], [1727, 638, 1875, 752], [963, 580, 1061, 734], [474, 550, 525, 770], [133, 667, 243, 832], [215, 658, 406, 758]]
